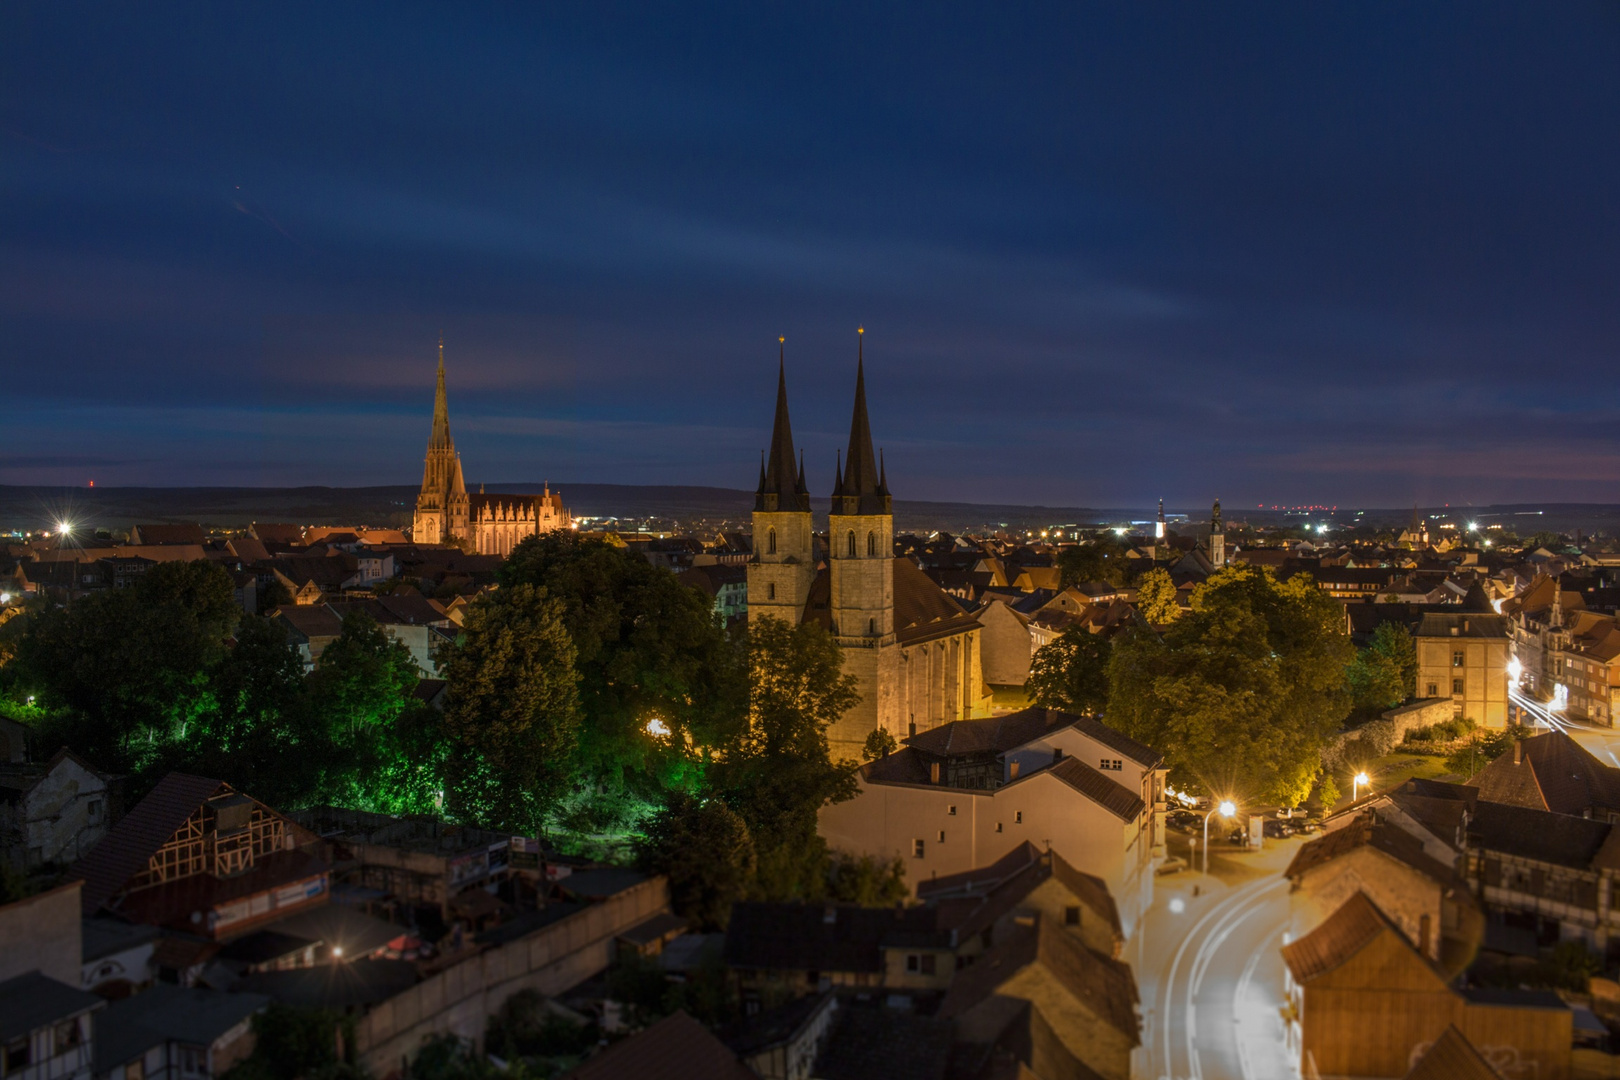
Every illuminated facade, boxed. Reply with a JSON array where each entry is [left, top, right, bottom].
[[747, 335, 988, 758], [412, 342, 571, 555]]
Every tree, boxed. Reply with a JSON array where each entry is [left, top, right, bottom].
[[1025, 626, 1112, 715], [1345, 621, 1416, 718], [1107, 565, 1354, 806], [440, 584, 580, 833], [714, 617, 859, 900], [825, 852, 908, 906], [863, 727, 898, 760], [500, 533, 745, 833], [1057, 539, 1130, 588], [18, 560, 239, 773], [636, 792, 756, 930], [1135, 568, 1181, 625]]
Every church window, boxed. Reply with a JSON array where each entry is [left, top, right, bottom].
[[847, 531, 856, 558], [768, 583, 776, 600], [767, 528, 777, 555], [868, 618, 876, 635], [867, 531, 877, 556]]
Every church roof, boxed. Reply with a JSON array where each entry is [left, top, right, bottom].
[[428, 339, 454, 452], [831, 338, 890, 516], [798, 558, 981, 647], [755, 347, 810, 513]]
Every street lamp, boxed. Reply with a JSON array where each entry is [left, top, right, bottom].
[[1202, 800, 1236, 876], [1507, 657, 1523, 684], [1352, 771, 1370, 802]]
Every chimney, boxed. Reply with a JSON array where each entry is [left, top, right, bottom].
[[1513, 740, 1522, 766], [1009, 760, 1020, 780], [930, 762, 941, 784]]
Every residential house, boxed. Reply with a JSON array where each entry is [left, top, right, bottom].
[[0, 749, 112, 871], [1415, 613, 1511, 726], [818, 707, 1164, 933], [271, 605, 344, 669], [562, 1010, 757, 1080], [1282, 891, 1570, 1080], [71, 774, 330, 942], [0, 882, 104, 1080], [1468, 730, 1620, 822], [1403, 1025, 1512, 1080], [1285, 813, 1481, 976], [676, 564, 749, 623], [937, 912, 1139, 1080], [328, 595, 455, 676], [81, 918, 159, 999], [128, 525, 207, 547], [94, 985, 267, 1080]]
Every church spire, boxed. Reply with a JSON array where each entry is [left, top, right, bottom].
[[429, 336, 454, 451], [755, 338, 810, 512], [834, 328, 889, 514]]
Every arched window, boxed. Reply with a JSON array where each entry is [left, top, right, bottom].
[[867, 531, 877, 557], [868, 617, 877, 634], [767, 527, 777, 555], [847, 531, 856, 558]]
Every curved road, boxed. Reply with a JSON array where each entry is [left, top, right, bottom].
[[1140, 873, 1297, 1080]]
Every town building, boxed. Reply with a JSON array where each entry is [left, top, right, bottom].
[[1281, 891, 1571, 1080], [1414, 613, 1511, 726], [0, 882, 104, 1080], [1466, 729, 1620, 822], [817, 707, 1164, 933], [746, 341, 988, 756], [676, 563, 749, 623], [0, 748, 112, 872], [94, 984, 267, 1080], [411, 340, 571, 555]]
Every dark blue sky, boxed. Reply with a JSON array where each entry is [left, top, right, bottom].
[[3, 4, 1618, 507]]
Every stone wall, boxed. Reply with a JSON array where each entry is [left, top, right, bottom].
[[0, 880, 83, 985], [355, 875, 669, 1077], [1323, 697, 1453, 767]]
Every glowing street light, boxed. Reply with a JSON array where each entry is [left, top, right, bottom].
[[56, 521, 73, 536], [1353, 770, 1370, 802], [1507, 657, 1523, 683], [645, 717, 671, 737], [1202, 799, 1236, 876]]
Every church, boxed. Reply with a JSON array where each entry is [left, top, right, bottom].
[[748, 334, 989, 758], [412, 341, 572, 555]]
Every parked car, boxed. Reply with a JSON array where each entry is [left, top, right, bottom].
[[1262, 819, 1295, 840], [1167, 809, 1201, 831], [1156, 856, 1188, 876]]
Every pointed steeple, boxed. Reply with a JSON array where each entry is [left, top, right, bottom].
[[833, 449, 845, 498], [878, 448, 889, 496], [755, 338, 810, 512], [429, 336, 454, 451], [834, 328, 890, 515]]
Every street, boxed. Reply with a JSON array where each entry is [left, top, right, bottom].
[[1137, 832, 1304, 1080]]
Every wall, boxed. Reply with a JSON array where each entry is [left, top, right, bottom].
[[1418, 634, 1510, 727], [355, 876, 668, 1077], [0, 880, 83, 985], [1322, 697, 1454, 767]]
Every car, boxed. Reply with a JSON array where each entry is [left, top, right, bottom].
[[1167, 809, 1201, 831], [1226, 826, 1249, 846], [1156, 856, 1188, 876], [1262, 819, 1295, 839], [1296, 818, 1323, 834]]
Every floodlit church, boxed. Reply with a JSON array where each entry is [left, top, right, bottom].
[[412, 341, 571, 555], [748, 334, 989, 757]]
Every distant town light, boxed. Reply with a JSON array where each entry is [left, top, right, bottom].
[[646, 717, 671, 737], [56, 521, 73, 536]]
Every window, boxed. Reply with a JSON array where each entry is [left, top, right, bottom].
[[867, 532, 877, 556], [869, 617, 877, 635], [767, 528, 777, 555], [1453, 678, 1465, 695], [53, 1018, 82, 1054], [1014, 811, 1023, 824], [87, 799, 103, 822], [906, 953, 920, 972], [1426, 683, 1438, 697], [937, 830, 946, 842], [995, 822, 1003, 833], [912, 839, 925, 858], [1052, 748, 1064, 762], [847, 531, 857, 558], [947, 805, 957, 816], [3, 1037, 31, 1075], [767, 583, 776, 600], [1064, 906, 1081, 927], [1453, 650, 1465, 667], [180, 1047, 207, 1078], [1100, 758, 1123, 771]]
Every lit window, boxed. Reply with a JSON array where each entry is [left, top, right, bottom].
[[1453, 651, 1465, 667]]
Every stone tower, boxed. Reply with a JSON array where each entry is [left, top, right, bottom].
[[748, 341, 816, 624], [829, 331, 899, 741], [1154, 498, 1166, 562], [1208, 498, 1225, 568], [413, 339, 469, 545]]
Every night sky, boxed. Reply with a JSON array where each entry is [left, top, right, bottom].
[[4, 4, 1618, 507]]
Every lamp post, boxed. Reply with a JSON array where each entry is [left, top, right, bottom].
[[1202, 800, 1236, 876], [1352, 771, 1370, 803]]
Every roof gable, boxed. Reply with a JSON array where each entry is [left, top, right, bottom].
[[73, 773, 228, 915], [1281, 891, 1448, 992]]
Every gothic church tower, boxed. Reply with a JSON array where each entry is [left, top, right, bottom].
[[413, 339, 470, 545], [828, 330, 899, 741], [1208, 498, 1225, 568], [747, 341, 816, 624]]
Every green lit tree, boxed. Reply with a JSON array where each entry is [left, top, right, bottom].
[[1135, 567, 1181, 625], [440, 584, 580, 833], [1107, 565, 1353, 806], [1025, 626, 1112, 715]]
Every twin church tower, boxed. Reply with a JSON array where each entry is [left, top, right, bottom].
[[748, 332, 987, 756]]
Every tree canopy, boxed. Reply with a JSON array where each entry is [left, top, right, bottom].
[[1107, 565, 1353, 806], [1345, 621, 1416, 718], [1135, 567, 1181, 625], [1057, 539, 1131, 588], [1025, 625, 1112, 715]]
